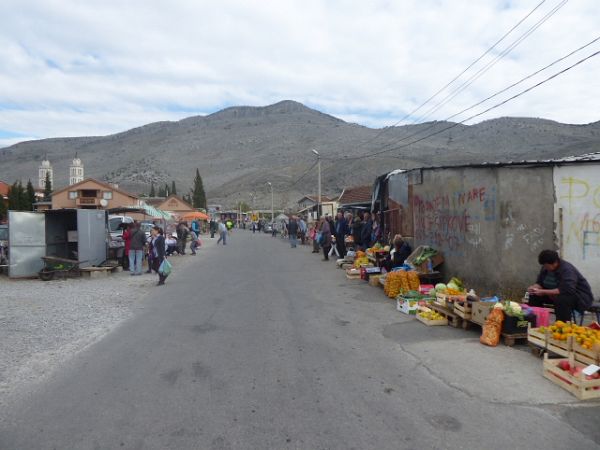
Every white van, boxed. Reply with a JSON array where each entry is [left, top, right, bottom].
[[108, 215, 134, 257]]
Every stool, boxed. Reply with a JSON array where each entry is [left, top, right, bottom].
[[587, 303, 600, 323]]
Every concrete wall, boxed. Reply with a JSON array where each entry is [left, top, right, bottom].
[[411, 166, 555, 295], [554, 164, 600, 296]]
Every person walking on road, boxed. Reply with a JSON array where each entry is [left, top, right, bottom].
[[189, 229, 199, 255], [319, 216, 332, 261], [128, 222, 146, 275], [151, 226, 168, 286], [121, 223, 132, 271], [217, 220, 228, 245], [287, 216, 299, 248], [298, 216, 307, 245], [209, 219, 216, 238]]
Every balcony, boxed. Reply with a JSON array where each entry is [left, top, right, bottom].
[[76, 197, 100, 207]]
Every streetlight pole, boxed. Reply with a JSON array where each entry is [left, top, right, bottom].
[[312, 149, 321, 220], [267, 182, 274, 224]]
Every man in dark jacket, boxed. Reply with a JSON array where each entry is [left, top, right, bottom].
[[128, 222, 146, 275], [287, 216, 299, 248], [360, 212, 373, 250], [527, 249, 594, 322], [334, 211, 348, 258]]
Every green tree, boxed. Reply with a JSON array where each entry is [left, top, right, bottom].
[[8, 181, 23, 210], [18, 181, 28, 210], [43, 172, 52, 200], [157, 185, 165, 197], [238, 201, 250, 212], [164, 183, 170, 196], [171, 181, 177, 195], [0, 197, 6, 220], [192, 169, 206, 209], [26, 179, 36, 210], [149, 182, 156, 197]]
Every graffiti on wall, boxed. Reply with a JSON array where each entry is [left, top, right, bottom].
[[560, 176, 600, 260], [413, 185, 496, 254]]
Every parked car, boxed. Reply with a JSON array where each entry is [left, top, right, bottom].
[[108, 215, 134, 258]]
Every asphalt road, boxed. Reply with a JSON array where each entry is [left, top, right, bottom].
[[1, 231, 599, 450]]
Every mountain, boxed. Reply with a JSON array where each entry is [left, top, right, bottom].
[[1, 100, 599, 209]]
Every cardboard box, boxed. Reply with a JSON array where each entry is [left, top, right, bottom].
[[471, 301, 497, 326], [397, 297, 419, 315]]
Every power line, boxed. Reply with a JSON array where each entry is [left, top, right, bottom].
[[287, 160, 318, 188], [340, 49, 600, 162], [414, 0, 568, 123], [338, 34, 600, 161], [336, 0, 550, 153], [445, 35, 600, 123]]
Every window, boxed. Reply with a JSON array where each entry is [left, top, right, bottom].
[[103, 191, 113, 200], [68, 191, 78, 199]]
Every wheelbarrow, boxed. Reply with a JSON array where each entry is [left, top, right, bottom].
[[38, 256, 87, 281]]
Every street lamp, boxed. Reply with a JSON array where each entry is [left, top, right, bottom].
[[267, 181, 274, 224], [311, 149, 321, 220]]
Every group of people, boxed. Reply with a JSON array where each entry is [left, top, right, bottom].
[[121, 221, 170, 286], [304, 211, 383, 261]]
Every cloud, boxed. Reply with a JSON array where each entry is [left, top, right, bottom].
[[0, 0, 598, 145]]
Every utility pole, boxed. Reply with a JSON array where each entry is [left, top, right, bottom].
[[267, 182, 274, 223], [312, 149, 321, 220]]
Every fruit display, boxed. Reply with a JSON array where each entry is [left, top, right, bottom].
[[353, 253, 370, 268], [538, 321, 600, 350], [432, 277, 466, 296], [407, 271, 420, 291], [384, 270, 420, 298], [384, 271, 403, 298], [418, 310, 445, 321]]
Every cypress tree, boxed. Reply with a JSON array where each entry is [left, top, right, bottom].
[[43, 172, 52, 200], [171, 181, 177, 195], [192, 169, 206, 209], [149, 182, 156, 197], [26, 179, 36, 210]]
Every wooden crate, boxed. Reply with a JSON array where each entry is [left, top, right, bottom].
[[416, 314, 448, 326], [527, 326, 600, 365], [454, 301, 472, 320], [435, 292, 467, 307], [543, 353, 600, 400], [471, 301, 497, 326], [428, 302, 465, 329]]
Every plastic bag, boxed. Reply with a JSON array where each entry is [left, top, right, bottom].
[[159, 259, 172, 276], [480, 309, 504, 347]]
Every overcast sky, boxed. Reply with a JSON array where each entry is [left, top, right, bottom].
[[0, 0, 598, 148]]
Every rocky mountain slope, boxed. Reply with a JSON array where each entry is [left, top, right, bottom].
[[1, 100, 598, 208]]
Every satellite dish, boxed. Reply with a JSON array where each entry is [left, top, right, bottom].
[[100, 199, 108, 207]]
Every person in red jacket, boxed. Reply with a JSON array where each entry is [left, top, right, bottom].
[[122, 223, 132, 270]]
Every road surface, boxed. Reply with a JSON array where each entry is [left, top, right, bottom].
[[1, 231, 598, 449]]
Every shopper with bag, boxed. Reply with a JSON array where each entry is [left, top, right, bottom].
[[151, 226, 170, 286]]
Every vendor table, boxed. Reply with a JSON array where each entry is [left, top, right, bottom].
[[418, 271, 443, 284]]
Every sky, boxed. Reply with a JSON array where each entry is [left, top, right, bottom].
[[0, 0, 598, 148]]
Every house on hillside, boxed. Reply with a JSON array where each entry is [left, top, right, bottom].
[[337, 185, 372, 212], [372, 153, 600, 295], [296, 194, 337, 220], [51, 178, 140, 210], [146, 194, 196, 217]]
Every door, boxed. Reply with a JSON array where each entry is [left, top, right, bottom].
[[8, 211, 46, 278], [76, 210, 107, 267]]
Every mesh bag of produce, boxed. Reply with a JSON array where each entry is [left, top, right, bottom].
[[480, 309, 505, 347]]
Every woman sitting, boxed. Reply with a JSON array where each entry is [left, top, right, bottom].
[[384, 235, 412, 271]]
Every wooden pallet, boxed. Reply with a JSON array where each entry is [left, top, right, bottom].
[[502, 332, 528, 347], [543, 353, 600, 400], [428, 303, 466, 329]]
